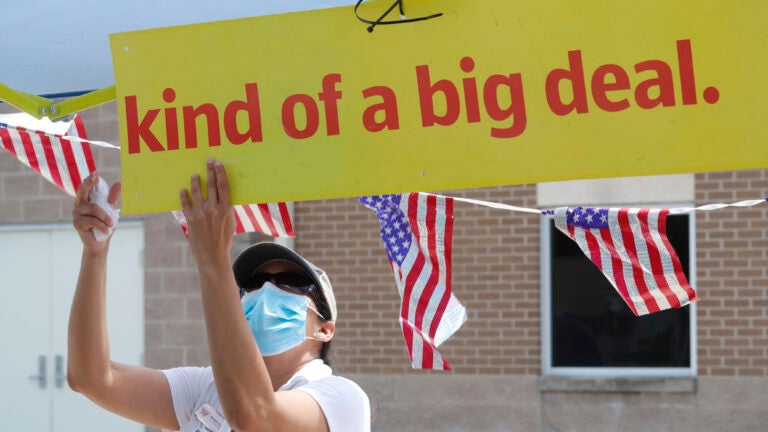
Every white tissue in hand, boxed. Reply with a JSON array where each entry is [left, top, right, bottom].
[[88, 177, 120, 242]]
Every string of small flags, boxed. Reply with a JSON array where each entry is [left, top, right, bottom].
[[3, 112, 766, 370]]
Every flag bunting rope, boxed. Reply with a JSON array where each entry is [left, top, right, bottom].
[[4, 111, 768, 370]]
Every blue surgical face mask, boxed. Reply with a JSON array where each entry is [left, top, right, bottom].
[[241, 282, 314, 356]]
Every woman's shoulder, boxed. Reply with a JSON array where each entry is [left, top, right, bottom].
[[299, 374, 370, 414], [162, 365, 214, 382], [312, 374, 368, 398], [298, 375, 371, 431], [162, 365, 216, 395]]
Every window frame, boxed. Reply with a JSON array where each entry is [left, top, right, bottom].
[[539, 204, 697, 378]]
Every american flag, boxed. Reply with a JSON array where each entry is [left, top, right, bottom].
[[553, 206, 697, 316], [0, 114, 95, 196], [359, 193, 466, 370], [172, 202, 295, 238]]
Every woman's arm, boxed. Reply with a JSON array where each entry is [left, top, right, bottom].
[[181, 159, 329, 432], [67, 172, 179, 430]]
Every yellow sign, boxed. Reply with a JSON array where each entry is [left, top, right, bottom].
[[110, 0, 768, 214]]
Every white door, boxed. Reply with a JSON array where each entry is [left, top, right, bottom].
[[0, 223, 144, 432], [0, 230, 51, 431]]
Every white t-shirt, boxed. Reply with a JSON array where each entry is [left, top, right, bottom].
[[161, 359, 370, 432]]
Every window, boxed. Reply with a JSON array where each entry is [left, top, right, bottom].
[[540, 210, 696, 377]]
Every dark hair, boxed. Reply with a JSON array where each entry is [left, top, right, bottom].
[[319, 340, 333, 366], [309, 284, 333, 366]]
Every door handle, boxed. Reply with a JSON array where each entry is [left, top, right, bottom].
[[55, 355, 66, 389], [28, 355, 47, 389]]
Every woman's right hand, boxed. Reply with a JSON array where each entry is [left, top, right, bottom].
[[72, 172, 122, 253]]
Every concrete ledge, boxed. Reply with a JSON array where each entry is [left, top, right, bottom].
[[538, 376, 697, 393], [347, 374, 542, 431]]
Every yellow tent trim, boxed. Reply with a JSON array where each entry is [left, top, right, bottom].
[[0, 82, 116, 120]]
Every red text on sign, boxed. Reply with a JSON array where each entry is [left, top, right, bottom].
[[125, 83, 263, 154], [416, 56, 527, 138], [281, 73, 343, 139], [545, 39, 719, 115]]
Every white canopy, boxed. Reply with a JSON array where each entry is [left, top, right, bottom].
[[0, 0, 355, 94]]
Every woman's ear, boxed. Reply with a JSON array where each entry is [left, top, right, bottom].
[[313, 321, 335, 342]]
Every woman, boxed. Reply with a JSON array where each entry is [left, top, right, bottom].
[[67, 158, 370, 431]]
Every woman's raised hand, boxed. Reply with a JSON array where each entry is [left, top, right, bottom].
[[72, 172, 122, 253], [179, 158, 236, 266]]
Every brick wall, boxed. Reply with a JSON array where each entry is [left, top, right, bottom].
[[296, 172, 768, 378], [4, 102, 767, 430], [295, 185, 542, 375], [696, 169, 768, 376]]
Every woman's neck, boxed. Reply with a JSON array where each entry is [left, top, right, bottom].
[[262, 349, 319, 391]]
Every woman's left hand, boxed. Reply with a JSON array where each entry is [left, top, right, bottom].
[[180, 158, 236, 266]]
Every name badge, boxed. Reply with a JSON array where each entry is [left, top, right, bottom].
[[194, 403, 225, 432]]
